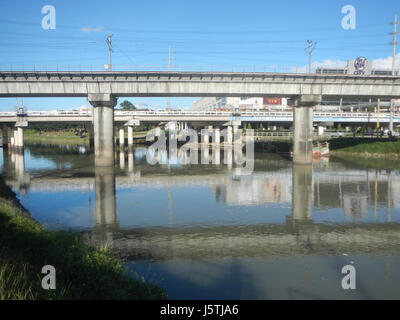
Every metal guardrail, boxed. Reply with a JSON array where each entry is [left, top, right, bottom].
[[0, 110, 399, 120], [1, 64, 399, 76]]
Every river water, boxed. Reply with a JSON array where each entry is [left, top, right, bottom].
[[1, 142, 400, 299]]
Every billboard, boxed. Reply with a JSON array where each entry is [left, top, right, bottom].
[[347, 57, 372, 75], [263, 97, 282, 105]]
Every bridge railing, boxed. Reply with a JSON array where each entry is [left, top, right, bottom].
[[0, 63, 309, 74], [1, 110, 399, 118], [1, 63, 398, 76]]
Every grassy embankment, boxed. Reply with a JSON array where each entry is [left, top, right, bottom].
[[329, 138, 400, 159], [24, 129, 149, 145], [24, 129, 89, 145], [0, 177, 166, 300]]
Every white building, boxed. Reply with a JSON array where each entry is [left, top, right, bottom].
[[192, 97, 289, 111]]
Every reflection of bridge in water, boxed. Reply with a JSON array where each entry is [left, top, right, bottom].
[[2, 147, 400, 260]]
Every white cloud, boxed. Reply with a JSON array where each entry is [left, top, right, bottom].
[[294, 53, 400, 73], [294, 59, 347, 73], [371, 53, 400, 70], [80, 27, 104, 33]]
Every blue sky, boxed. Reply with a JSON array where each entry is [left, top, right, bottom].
[[0, 0, 399, 110]]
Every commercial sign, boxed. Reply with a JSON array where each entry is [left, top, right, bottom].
[[263, 97, 282, 105], [347, 57, 372, 75]]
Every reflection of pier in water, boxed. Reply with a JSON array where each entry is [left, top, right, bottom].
[[4, 148, 400, 215], [85, 163, 400, 261], [2, 147, 400, 260]]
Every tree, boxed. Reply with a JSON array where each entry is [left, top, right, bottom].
[[119, 100, 137, 110]]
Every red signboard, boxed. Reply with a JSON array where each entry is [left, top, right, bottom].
[[263, 97, 282, 105]]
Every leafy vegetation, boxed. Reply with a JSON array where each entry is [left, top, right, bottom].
[[0, 177, 166, 300], [329, 138, 400, 156]]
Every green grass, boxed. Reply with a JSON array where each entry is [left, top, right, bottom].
[[0, 179, 166, 300], [24, 131, 89, 146], [329, 138, 400, 156]]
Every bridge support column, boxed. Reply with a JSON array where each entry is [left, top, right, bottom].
[[16, 127, 24, 152], [119, 150, 125, 169], [226, 126, 233, 144], [203, 126, 211, 144], [2, 126, 8, 148], [128, 149, 134, 172], [214, 128, 220, 144], [7, 127, 12, 148], [88, 125, 94, 149], [13, 129, 18, 151], [233, 125, 241, 145], [89, 94, 117, 167], [292, 95, 321, 164], [127, 126, 133, 146], [94, 166, 118, 232], [119, 128, 125, 148], [292, 164, 313, 221]]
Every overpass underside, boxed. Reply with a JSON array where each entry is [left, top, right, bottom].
[[1, 71, 400, 166]]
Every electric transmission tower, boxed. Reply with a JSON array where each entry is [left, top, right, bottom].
[[306, 40, 317, 74], [106, 34, 113, 71], [166, 45, 175, 110], [389, 14, 399, 131]]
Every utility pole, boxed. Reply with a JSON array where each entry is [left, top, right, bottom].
[[389, 14, 399, 131], [106, 34, 113, 71], [166, 45, 175, 110], [306, 40, 316, 74], [390, 14, 399, 76]]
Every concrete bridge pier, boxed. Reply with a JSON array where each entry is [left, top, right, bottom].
[[16, 127, 24, 153], [233, 125, 242, 145], [7, 127, 12, 148], [119, 150, 125, 169], [119, 128, 125, 149], [1, 126, 7, 148], [292, 164, 313, 221], [212, 144, 221, 165], [128, 149, 134, 172], [11, 128, 24, 153], [214, 128, 221, 144], [289, 164, 321, 241], [89, 94, 117, 167], [87, 125, 94, 149], [226, 126, 233, 144], [127, 126, 133, 146], [94, 166, 118, 233], [15, 152, 26, 187], [292, 95, 321, 164], [12, 129, 17, 150], [224, 145, 233, 170], [202, 126, 211, 144], [201, 145, 209, 164]]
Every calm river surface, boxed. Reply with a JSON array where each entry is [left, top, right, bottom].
[[1, 142, 400, 299]]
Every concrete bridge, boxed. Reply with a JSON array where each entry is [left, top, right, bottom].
[[1, 71, 400, 165], [1, 110, 399, 125]]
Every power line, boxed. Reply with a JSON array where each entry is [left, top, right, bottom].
[[306, 40, 317, 74], [0, 19, 390, 34]]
